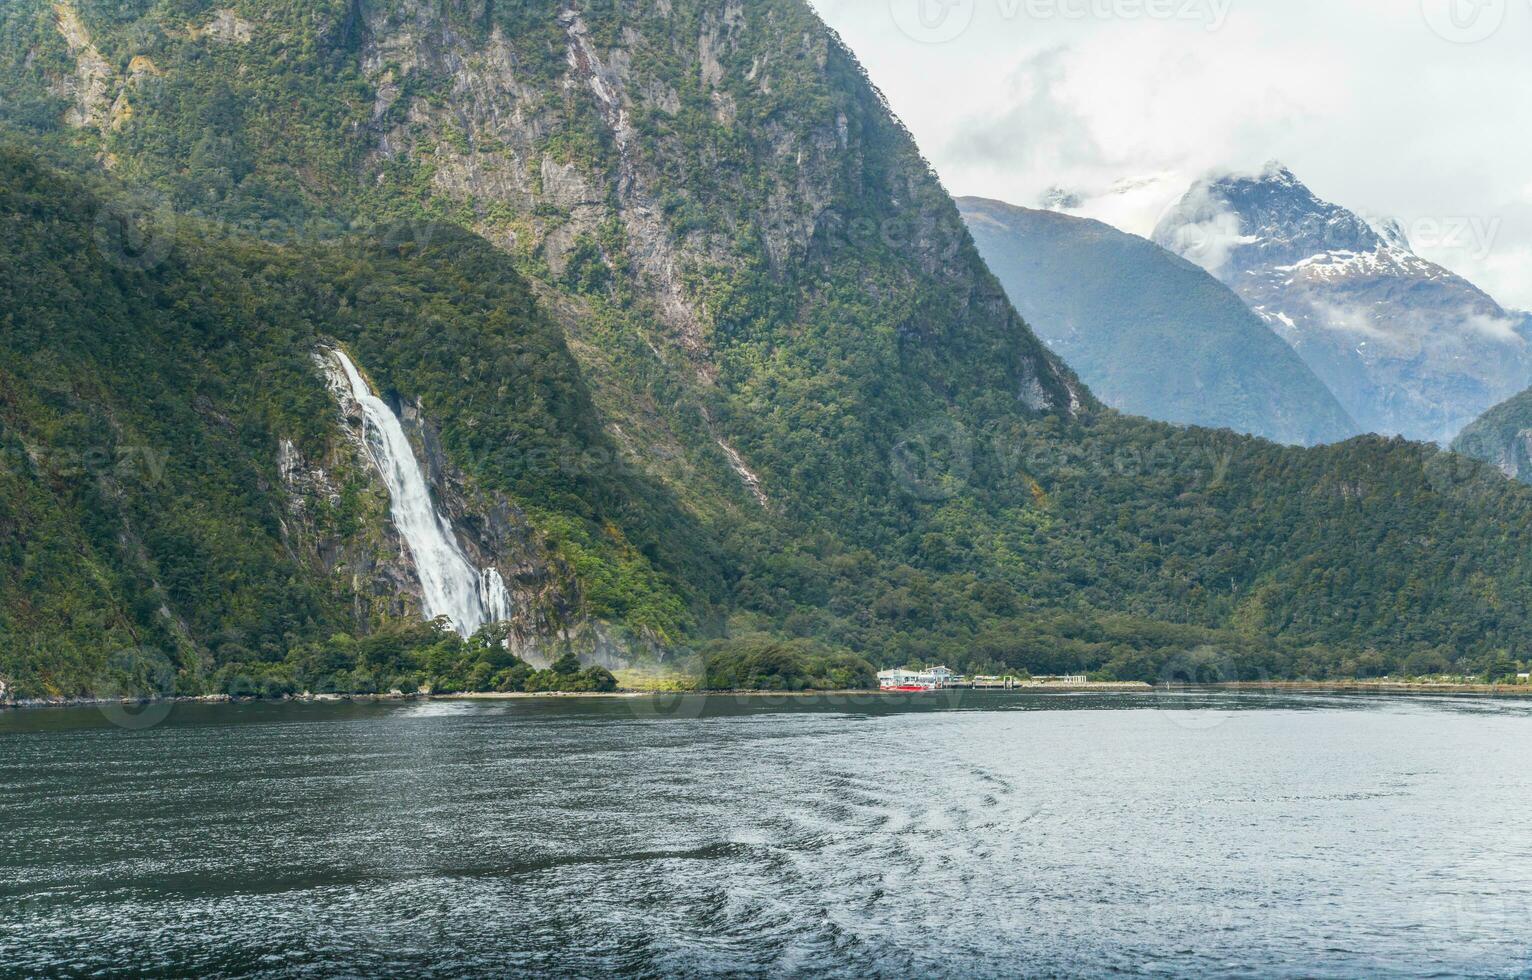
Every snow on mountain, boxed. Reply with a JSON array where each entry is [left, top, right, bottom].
[[1152, 164, 1532, 445]]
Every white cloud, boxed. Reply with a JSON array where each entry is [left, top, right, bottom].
[[813, 0, 1532, 307], [1064, 172, 1187, 238], [1475, 242, 1532, 313], [1151, 181, 1255, 275], [1463, 313, 1526, 343], [1306, 301, 1524, 352], [1310, 301, 1395, 344]]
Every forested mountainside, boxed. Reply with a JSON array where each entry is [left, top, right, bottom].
[[3, 0, 1532, 699], [958, 197, 1358, 447], [1154, 164, 1532, 445], [0, 147, 718, 696], [1453, 388, 1532, 485]]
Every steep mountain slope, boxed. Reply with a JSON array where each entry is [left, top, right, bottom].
[[3, 1, 1532, 697], [1153, 163, 1532, 444], [0, 148, 711, 694], [0, 0, 1084, 533], [1452, 387, 1532, 484], [958, 197, 1359, 446]]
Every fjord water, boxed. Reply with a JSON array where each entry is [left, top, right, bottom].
[[326, 349, 511, 636], [3, 693, 1530, 977]]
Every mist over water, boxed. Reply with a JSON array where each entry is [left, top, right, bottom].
[[3, 692, 1531, 976], [328, 349, 510, 636]]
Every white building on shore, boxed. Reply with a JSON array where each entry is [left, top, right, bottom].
[[878, 666, 959, 689]]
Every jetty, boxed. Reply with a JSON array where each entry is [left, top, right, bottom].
[[878, 667, 1144, 692]]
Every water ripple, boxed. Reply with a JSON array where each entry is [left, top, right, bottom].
[[3, 693, 1532, 977]]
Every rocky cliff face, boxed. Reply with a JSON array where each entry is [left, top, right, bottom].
[[347, 0, 1085, 463], [357, 1, 708, 318], [3, 0, 1086, 635], [14, 1, 1532, 690], [1452, 387, 1532, 485], [295, 346, 628, 666], [1154, 164, 1532, 445]]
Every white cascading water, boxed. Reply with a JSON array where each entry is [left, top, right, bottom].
[[328, 349, 512, 637]]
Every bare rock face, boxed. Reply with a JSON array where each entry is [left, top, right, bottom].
[[358, 2, 715, 350], [50, 3, 112, 131], [6, 0, 1085, 671], [198, 10, 254, 45], [1452, 387, 1532, 486], [274, 427, 424, 628], [47, 4, 171, 135]]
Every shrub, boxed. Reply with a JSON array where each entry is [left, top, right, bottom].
[[700, 637, 876, 691]]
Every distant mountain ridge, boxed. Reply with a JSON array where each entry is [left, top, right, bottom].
[[1153, 163, 1532, 445], [959, 196, 1359, 446], [1453, 387, 1532, 484]]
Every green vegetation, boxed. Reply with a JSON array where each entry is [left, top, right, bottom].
[[2, 0, 1532, 702], [224, 623, 617, 698], [1452, 386, 1532, 485], [700, 637, 876, 692], [0, 146, 695, 697]]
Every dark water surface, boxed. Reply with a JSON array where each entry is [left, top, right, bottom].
[[3, 691, 1531, 978]]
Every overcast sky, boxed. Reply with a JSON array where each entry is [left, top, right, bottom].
[[812, 0, 1532, 309]]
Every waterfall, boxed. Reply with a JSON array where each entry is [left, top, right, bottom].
[[327, 348, 512, 637]]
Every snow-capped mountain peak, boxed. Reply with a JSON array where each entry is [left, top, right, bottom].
[[1152, 165, 1532, 445], [1368, 216, 1413, 252], [1152, 162, 1387, 276]]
